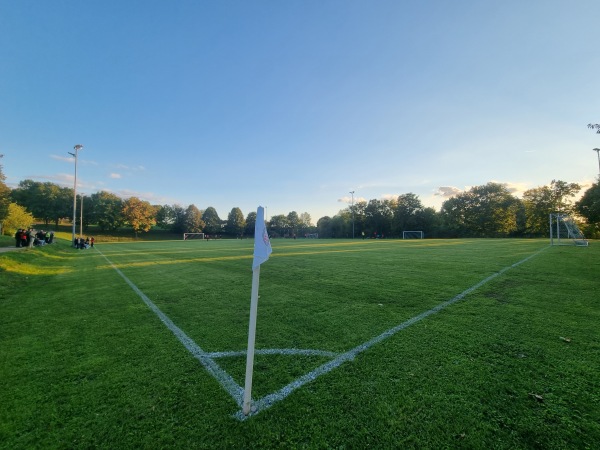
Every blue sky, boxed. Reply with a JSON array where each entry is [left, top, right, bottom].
[[1, 0, 599, 223]]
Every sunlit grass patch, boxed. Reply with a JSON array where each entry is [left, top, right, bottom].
[[0, 246, 74, 276]]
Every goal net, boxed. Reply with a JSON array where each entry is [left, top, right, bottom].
[[183, 232, 205, 240], [305, 233, 319, 239], [403, 231, 424, 239], [549, 214, 588, 246]]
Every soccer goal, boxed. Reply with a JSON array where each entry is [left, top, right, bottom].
[[183, 232, 205, 240], [549, 214, 588, 246], [305, 233, 319, 239], [403, 231, 424, 239]]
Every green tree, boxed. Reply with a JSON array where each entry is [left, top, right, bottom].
[[244, 211, 257, 236], [417, 207, 442, 237], [0, 155, 10, 228], [122, 197, 156, 237], [2, 203, 34, 236], [268, 214, 288, 237], [184, 204, 205, 233], [287, 211, 300, 237], [588, 123, 600, 134], [352, 200, 367, 237], [576, 181, 600, 237], [364, 199, 394, 237], [202, 207, 222, 235], [155, 204, 175, 229], [225, 207, 245, 237], [80, 195, 95, 232], [316, 216, 333, 238], [88, 191, 124, 231], [10, 180, 72, 227], [156, 204, 187, 233], [330, 214, 348, 238], [298, 212, 313, 236], [522, 180, 581, 236], [440, 183, 521, 237], [394, 193, 425, 234]]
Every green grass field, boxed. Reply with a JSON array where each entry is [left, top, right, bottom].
[[1, 237, 599, 448]]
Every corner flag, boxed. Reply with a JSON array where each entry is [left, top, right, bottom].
[[252, 206, 272, 270], [244, 206, 272, 415]]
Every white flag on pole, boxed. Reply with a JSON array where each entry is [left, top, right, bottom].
[[252, 206, 272, 270], [244, 206, 272, 415]]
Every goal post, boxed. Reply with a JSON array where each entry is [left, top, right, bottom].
[[549, 214, 588, 246], [183, 232, 205, 240], [402, 231, 424, 239]]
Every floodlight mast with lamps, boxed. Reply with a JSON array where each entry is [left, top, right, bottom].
[[69, 145, 83, 246], [593, 148, 600, 177], [349, 191, 355, 239]]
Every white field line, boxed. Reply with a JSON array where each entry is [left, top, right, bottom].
[[96, 247, 245, 407], [208, 349, 340, 359], [234, 246, 548, 420], [97, 244, 547, 421]]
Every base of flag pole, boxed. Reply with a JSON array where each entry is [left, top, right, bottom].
[[243, 404, 257, 416]]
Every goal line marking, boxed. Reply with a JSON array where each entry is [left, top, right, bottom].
[[234, 245, 548, 420]]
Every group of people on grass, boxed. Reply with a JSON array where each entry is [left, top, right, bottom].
[[74, 236, 94, 249], [14, 229, 54, 248]]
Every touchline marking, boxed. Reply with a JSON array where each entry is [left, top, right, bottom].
[[97, 244, 546, 421], [95, 247, 245, 407]]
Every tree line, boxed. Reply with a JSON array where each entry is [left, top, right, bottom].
[[318, 180, 600, 239], [0, 177, 317, 238], [1, 166, 599, 240]]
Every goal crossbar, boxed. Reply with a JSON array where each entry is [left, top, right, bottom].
[[183, 232, 205, 240]]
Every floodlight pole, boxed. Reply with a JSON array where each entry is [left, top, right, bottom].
[[593, 148, 600, 177], [80, 194, 84, 238], [69, 145, 83, 246], [349, 191, 355, 239]]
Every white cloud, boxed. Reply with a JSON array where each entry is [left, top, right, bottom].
[[490, 180, 530, 197], [109, 173, 122, 179], [112, 163, 145, 171], [50, 154, 97, 165], [338, 195, 368, 204], [434, 186, 463, 198], [102, 188, 178, 205], [50, 154, 73, 162]]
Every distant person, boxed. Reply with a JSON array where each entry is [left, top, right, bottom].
[[90, 237, 94, 248], [15, 229, 21, 248]]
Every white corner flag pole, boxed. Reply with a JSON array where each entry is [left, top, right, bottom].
[[243, 266, 261, 415], [243, 206, 272, 416]]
